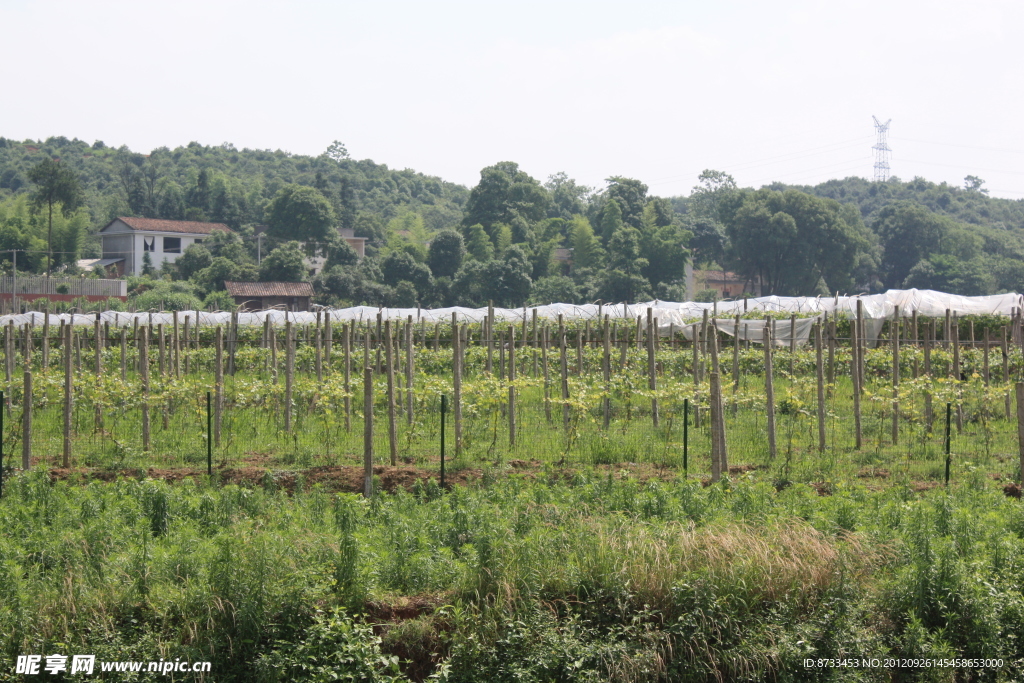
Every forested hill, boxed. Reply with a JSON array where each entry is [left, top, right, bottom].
[[781, 175, 1024, 233], [5, 133, 1024, 308], [0, 136, 469, 234]]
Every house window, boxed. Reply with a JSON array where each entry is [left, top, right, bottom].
[[143, 236, 155, 252], [164, 237, 181, 253]]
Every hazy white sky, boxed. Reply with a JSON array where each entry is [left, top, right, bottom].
[[2, 0, 1023, 198]]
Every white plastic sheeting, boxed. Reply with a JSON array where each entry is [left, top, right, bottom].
[[1, 289, 1020, 340]]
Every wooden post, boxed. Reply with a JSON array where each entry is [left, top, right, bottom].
[[285, 322, 294, 432], [732, 314, 741, 395], [954, 317, 964, 431], [344, 323, 352, 432], [560, 326, 570, 432], [485, 301, 494, 375], [384, 320, 398, 466], [315, 328, 323, 383], [788, 314, 796, 375], [183, 315, 191, 375], [21, 370, 31, 470], [41, 307, 49, 370], [172, 310, 180, 378], [120, 327, 127, 382], [827, 316, 836, 388], [763, 323, 776, 461], [63, 324, 73, 468], [1016, 383, 1024, 484], [647, 307, 658, 428], [924, 321, 934, 430], [543, 324, 552, 423], [452, 312, 463, 456], [270, 319, 278, 385], [603, 317, 611, 429], [211, 327, 222, 448], [93, 318, 103, 432], [892, 306, 900, 446], [141, 328, 150, 452], [1003, 327, 1011, 420], [983, 327, 990, 385], [508, 326, 516, 447], [815, 322, 826, 453], [157, 323, 166, 376], [363, 367, 373, 498], [325, 311, 333, 365], [709, 323, 727, 477], [406, 316, 414, 424], [228, 309, 238, 376], [852, 315, 863, 449]]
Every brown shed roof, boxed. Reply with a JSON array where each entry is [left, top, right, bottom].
[[108, 217, 232, 235], [224, 281, 314, 297]]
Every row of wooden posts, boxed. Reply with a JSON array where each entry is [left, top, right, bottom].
[[5, 304, 1024, 487]]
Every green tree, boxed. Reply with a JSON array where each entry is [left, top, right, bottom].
[[545, 172, 592, 219], [689, 169, 737, 223], [529, 275, 580, 304], [141, 252, 155, 276], [874, 202, 952, 288], [603, 177, 648, 230], [176, 243, 213, 280], [381, 251, 433, 294], [570, 216, 603, 270], [464, 224, 494, 261], [724, 189, 862, 295], [493, 224, 513, 256], [27, 158, 83, 275], [259, 241, 307, 282], [428, 230, 465, 278], [462, 162, 550, 232], [266, 185, 337, 249], [599, 199, 624, 244]]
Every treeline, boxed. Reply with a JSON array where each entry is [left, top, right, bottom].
[[3, 135, 1024, 308]]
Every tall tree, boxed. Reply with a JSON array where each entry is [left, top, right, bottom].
[[259, 241, 307, 282], [599, 198, 624, 243], [266, 185, 338, 254], [874, 201, 952, 288], [603, 177, 648, 230], [570, 216, 603, 270], [724, 189, 862, 295], [27, 158, 83, 276], [462, 162, 550, 234], [428, 230, 465, 278]]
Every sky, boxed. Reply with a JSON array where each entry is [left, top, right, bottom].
[[2, 0, 1023, 199]]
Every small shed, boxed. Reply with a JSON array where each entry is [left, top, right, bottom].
[[224, 281, 314, 312]]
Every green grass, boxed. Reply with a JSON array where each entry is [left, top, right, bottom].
[[1, 470, 1023, 680]]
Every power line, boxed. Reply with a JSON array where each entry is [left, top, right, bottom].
[[646, 135, 873, 186], [892, 136, 1024, 157]]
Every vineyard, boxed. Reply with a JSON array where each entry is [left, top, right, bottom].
[[1, 311, 1024, 681], [1, 311, 1023, 488]]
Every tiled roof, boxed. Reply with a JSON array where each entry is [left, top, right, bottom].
[[224, 281, 314, 297], [110, 217, 232, 235]]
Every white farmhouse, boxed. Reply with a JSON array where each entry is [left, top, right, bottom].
[[99, 217, 232, 276]]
